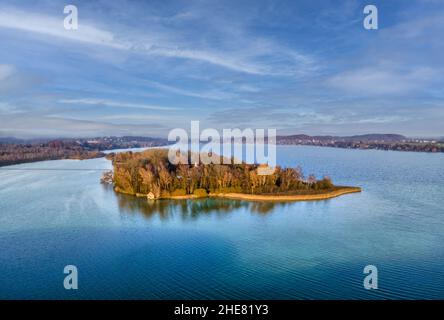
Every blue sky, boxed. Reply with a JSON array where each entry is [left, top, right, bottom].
[[0, 0, 443, 138]]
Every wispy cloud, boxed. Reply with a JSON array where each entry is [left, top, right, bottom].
[[0, 114, 166, 138], [0, 8, 125, 49], [355, 116, 409, 124], [0, 1, 443, 138], [0, 6, 316, 76], [145, 80, 235, 100], [326, 66, 440, 95], [0, 64, 15, 81], [59, 98, 179, 111], [0, 64, 43, 95], [324, 8, 444, 97], [0, 102, 23, 115]]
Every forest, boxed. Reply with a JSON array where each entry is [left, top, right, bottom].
[[111, 149, 337, 199], [0, 137, 168, 167], [0, 140, 105, 166]]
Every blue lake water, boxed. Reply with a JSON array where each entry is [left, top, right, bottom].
[[0, 145, 443, 299]]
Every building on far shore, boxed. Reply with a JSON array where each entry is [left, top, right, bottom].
[[257, 164, 275, 176]]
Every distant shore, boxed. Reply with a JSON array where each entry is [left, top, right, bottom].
[[0, 137, 168, 167], [115, 186, 362, 202]]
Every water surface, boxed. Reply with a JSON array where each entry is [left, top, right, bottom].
[[0, 146, 443, 299]]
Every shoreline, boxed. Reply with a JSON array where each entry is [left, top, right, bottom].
[[208, 187, 361, 202], [115, 187, 362, 202]]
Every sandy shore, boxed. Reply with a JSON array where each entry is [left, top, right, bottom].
[[207, 187, 361, 202], [116, 186, 362, 202]]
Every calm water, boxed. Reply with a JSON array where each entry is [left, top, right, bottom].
[[0, 146, 443, 299]]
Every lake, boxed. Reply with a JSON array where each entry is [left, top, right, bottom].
[[0, 145, 443, 299]]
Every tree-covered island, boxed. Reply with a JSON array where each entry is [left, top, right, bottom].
[[106, 149, 361, 201]]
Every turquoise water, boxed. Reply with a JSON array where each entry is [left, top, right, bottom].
[[0, 146, 443, 299]]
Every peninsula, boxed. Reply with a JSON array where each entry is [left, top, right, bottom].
[[106, 149, 361, 202], [0, 136, 168, 167]]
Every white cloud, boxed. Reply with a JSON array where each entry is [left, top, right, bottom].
[[59, 98, 179, 111], [0, 7, 261, 73], [145, 80, 234, 100], [145, 46, 266, 75], [355, 116, 409, 124], [326, 67, 440, 95], [237, 84, 260, 93], [0, 7, 315, 76], [0, 114, 167, 138], [0, 64, 15, 81], [100, 114, 168, 121], [0, 8, 125, 49], [0, 64, 43, 94], [0, 102, 21, 114]]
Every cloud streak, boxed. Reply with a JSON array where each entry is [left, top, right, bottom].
[[326, 67, 440, 95], [0, 8, 125, 49], [0, 1, 443, 138], [0, 64, 15, 81], [59, 98, 179, 111], [145, 80, 235, 100], [0, 6, 315, 76]]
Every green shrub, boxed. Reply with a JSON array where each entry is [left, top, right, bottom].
[[193, 188, 208, 197], [316, 177, 334, 190], [171, 189, 187, 196]]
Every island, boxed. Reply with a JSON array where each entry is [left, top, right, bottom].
[[105, 149, 361, 202]]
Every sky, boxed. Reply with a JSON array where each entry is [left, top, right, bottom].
[[0, 0, 443, 138]]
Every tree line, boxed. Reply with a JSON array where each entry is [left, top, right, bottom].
[[112, 149, 335, 198], [0, 141, 104, 166]]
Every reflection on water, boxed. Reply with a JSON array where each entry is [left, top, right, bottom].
[[108, 185, 289, 220]]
